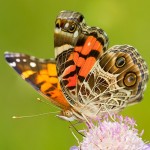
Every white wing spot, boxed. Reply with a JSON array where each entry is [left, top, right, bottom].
[[10, 62, 16, 67], [16, 58, 20, 62], [64, 23, 69, 28], [87, 42, 91, 46], [30, 62, 36, 67], [73, 30, 78, 38], [23, 59, 27, 62]]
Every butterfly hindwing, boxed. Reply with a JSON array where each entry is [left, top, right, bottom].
[[5, 52, 70, 109], [77, 45, 149, 117]]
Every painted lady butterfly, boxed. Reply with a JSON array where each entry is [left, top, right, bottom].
[[5, 10, 149, 121]]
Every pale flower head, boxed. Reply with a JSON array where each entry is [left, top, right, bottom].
[[70, 115, 149, 150]]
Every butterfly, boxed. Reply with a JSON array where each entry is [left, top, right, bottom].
[[5, 10, 149, 121]]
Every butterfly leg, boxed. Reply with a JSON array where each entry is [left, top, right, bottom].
[[69, 121, 85, 137]]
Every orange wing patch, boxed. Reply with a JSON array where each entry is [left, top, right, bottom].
[[5, 52, 70, 109], [61, 36, 104, 89], [75, 36, 103, 80], [34, 65, 70, 109], [22, 70, 35, 79], [47, 64, 57, 76]]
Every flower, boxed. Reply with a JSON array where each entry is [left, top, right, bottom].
[[70, 146, 79, 150], [70, 115, 149, 150]]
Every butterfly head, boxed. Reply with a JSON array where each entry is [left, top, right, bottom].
[[56, 109, 76, 121]]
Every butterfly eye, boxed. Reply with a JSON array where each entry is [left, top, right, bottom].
[[68, 22, 77, 33], [55, 19, 61, 28], [64, 110, 73, 117], [115, 56, 126, 68], [124, 72, 137, 87]]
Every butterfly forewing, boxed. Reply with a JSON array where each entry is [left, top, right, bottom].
[[5, 52, 70, 109], [54, 10, 109, 106]]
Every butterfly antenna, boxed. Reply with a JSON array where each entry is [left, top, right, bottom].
[[12, 111, 60, 119]]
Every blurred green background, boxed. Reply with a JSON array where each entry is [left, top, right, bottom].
[[0, 0, 150, 149]]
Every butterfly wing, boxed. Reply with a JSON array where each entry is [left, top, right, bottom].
[[54, 10, 109, 105], [77, 45, 149, 118], [4, 52, 70, 109]]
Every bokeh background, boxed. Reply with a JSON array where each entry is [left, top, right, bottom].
[[0, 0, 150, 149]]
